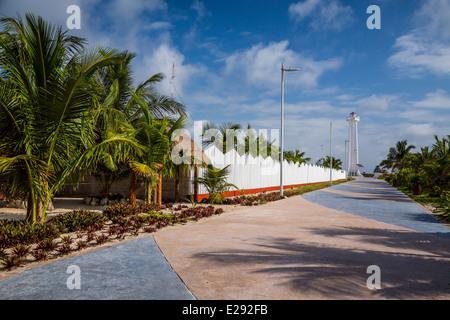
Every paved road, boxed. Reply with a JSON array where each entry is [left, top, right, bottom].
[[1, 177, 449, 300]]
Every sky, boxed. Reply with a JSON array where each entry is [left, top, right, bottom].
[[1, 0, 449, 172]]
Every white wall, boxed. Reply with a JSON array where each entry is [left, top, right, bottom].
[[195, 146, 346, 194]]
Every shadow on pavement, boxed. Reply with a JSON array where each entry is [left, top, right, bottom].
[[193, 227, 450, 299]]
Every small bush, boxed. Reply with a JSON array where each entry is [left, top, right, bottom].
[[47, 210, 106, 233], [75, 240, 88, 251], [56, 243, 72, 256], [434, 191, 450, 222], [32, 249, 49, 261], [143, 226, 156, 233], [103, 202, 160, 220], [60, 235, 73, 246], [0, 220, 60, 249], [95, 234, 109, 245], [36, 239, 58, 252], [2, 255, 24, 270], [12, 244, 30, 258]]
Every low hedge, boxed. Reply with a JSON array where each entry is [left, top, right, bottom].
[[47, 210, 107, 233], [0, 220, 60, 249]]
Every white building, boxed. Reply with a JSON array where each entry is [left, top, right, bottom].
[[346, 112, 362, 177]]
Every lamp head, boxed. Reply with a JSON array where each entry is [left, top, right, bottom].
[[282, 67, 300, 72]]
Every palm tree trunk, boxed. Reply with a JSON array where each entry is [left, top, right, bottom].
[[36, 200, 42, 222], [174, 165, 181, 202], [26, 194, 43, 223], [26, 193, 34, 222], [194, 165, 198, 203], [146, 181, 151, 203], [129, 170, 137, 205], [158, 174, 162, 206]]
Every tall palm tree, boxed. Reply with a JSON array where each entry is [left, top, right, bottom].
[[431, 134, 449, 160], [242, 123, 279, 159], [0, 14, 127, 222], [202, 121, 242, 154], [128, 84, 188, 205], [91, 50, 187, 204], [380, 140, 416, 172], [430, 135, 450, 189], [316, 156, 343, 170], [411, 146, 434, 169], [284, 149, 311, 166]]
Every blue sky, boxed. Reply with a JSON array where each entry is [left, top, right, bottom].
[[1, 0, 449, 172]]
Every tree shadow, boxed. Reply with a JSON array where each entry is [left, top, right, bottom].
[[193, 227, 450, 299]]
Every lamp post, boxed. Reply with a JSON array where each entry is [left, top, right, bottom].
[[280, 63, 300, 196], [345, 139, 349, 173], [329, 121, 333, 186]]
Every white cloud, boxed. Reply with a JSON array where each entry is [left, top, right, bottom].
[[401, 123, 436, 139], [191, 0, 209, 19], [352, 94, 399, 114], [105, 0, 167, 22], [141, 43, 206, 98], [223, 40, 342, 91], [388, 0, 450, 77], [0, 0, 90, 26], [288, 0, 322, 20], [412, 89, 450, 109], [145, 21, 173, 31], [289, 0, 354, 31]]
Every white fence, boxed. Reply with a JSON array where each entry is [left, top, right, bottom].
[[195, 146, 346, 196]]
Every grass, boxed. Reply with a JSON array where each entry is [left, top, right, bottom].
[[396, 186, 440, 204], [394, 185, 449, 223]]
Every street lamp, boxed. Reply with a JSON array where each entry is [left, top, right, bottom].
[[280, 63, 300, 196], [345, 139, 349, 174]]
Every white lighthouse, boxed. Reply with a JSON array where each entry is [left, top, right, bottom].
[[346, 112, 362, 177]]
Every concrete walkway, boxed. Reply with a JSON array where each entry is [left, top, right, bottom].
[[1, 177, 449, 299], [302, 178, 450, 239], [0, 236, 195, 300], [154, 178, 450, 299]]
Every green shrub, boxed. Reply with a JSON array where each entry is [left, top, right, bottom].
[[434, 191, 450, 222], [1, 254, 24, 270], [209, 192, 225, 204], [0, 220, 60, 249], [47, 210, 107, 233], [103, 202, 160, 220]]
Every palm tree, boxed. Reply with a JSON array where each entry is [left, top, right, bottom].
[[91, 50, 187, 205], [0, 14, 126, 222], [316, 156, 343, 170], [135, 115, 188, 205], [431, 134, 449, 159], [163, 132, 198, 203], [429, 135, 450, 190], [194, 164, 238, 204], [411, 146, 434, 169], [202, 121, 242, 154], [380, 140, 416, 172], [283, 149, 311, 166], [242, 123, 279, 159]]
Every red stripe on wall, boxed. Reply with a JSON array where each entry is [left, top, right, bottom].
[[197, 180, 346, 201]]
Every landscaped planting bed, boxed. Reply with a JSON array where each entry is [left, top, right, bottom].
[[0, 203, 225, 271], [0, 179, 350, 272], [201, 180, 350, 206]]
